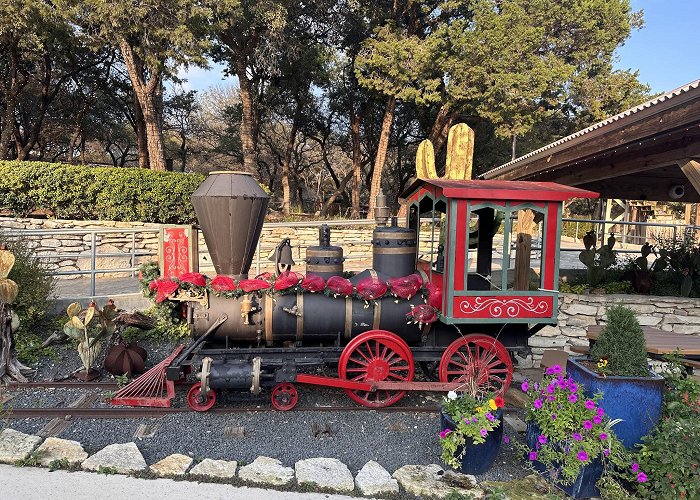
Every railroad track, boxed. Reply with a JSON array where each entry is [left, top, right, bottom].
[[5, 405, 439, 419], [7, 382, 118, 390]]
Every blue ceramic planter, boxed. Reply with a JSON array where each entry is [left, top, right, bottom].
[[525, 422, 603, 499], [566, 357, 664, 448], [440, 408, 503, 474]]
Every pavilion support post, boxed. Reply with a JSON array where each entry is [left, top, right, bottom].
[[513, 209, 536, 291], [679, 158, 700, 197]]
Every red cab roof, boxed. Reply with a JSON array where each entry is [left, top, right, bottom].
[[401, 178, 599, 202]]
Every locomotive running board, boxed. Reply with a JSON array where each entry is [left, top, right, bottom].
[[295, 374, 467, 392]]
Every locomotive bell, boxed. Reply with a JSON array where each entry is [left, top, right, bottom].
[[269, 238, 295, 274]]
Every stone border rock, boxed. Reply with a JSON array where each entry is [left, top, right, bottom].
[[0, 426, 532, 498]]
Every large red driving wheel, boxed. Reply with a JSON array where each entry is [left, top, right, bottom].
[[187, 382, 216, 412], [439, 334, 512, 396], [338, 329, 414, 408]]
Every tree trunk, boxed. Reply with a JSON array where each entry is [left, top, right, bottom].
[[235, 59, 257, 172], [281, 105, 302, 215], [0, 43, 20, 160], [511, 134, 517, 161], [429, 103, 454, 154], [134, 95, 149, 168], [350, 109, 362, 218], [67, 126, 81, 164], [366, 96, 396, 218], [321, 169, 354, 216], [118, 38, 165, 170], [179, 131, 187, 172]]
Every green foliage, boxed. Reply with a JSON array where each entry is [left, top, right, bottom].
[[48, 458, 71, 471], [590, 305, 648, 377], [652, 234, 700, 297], [521, 369, 629, 487], [0, 162, 204, 224], [135, 263, 189, 341], [14, 450, 45, 467], [0, 235, 56, 361], [561, 220, 595, 240], [63, 300, 118, 371], [97, 465, 118, 475], [658, 354, 700, 420]]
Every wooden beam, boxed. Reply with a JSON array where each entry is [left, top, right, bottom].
[[578, 178, 700, 203], [679, 158, 700, 196], [495, 97, 700, 181], [539, 136, 700, 186]]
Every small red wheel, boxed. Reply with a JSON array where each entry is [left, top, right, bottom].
[[271, 383, 299, 411], [338, 329, 414, 408], [439, 334, 513, 396], [187, 382, 216, 412]]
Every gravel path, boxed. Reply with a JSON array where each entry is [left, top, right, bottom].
[[5, 385, 530, 482]]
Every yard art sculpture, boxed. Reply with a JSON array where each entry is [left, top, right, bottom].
[[0, 244, 33, 383]]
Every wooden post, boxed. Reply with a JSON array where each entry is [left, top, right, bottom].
[[514, 210, 536, 290], [679, 159, 700, 195]]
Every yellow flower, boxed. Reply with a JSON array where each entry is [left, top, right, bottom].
[[488, 399, 497, 411], [476, 406, 483, 413]]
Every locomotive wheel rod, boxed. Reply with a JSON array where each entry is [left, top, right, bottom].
[[295, 374, 468, 392]]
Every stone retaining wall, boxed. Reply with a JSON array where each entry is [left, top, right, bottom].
[[526, 293, 700, 367]]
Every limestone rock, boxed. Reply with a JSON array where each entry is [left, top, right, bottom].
[[636, 315, 661, 326], [189, 458, 237, 478], [355, 460, 399, 496], [565, 315, 597, 327], [528, 336, 567, 348], [295, 457, 354, 492], [238, 456, 294, 486], [392, 464, 484, 499], [482, 474, 550, 499], [81, 442, 147, 474], [149, 454, 193, 476], [0, 429, 43, 464], [564, 304, 597, 316], [36, 437, 88, 466]]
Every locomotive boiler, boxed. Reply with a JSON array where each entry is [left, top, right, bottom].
[[154, 168, 597, 412]]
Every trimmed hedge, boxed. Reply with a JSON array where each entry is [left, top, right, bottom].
[[0, 161, 205, 224]]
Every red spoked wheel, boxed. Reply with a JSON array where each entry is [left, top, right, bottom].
[[338, 329, 414, 408], [271, 383, 299, 411], [439, 334, 513, 396], [187, 382, 216, 412]]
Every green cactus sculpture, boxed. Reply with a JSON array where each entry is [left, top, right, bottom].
[[416, 123, 475, 180], [64, 300, 118, 378], [579, 231, 617, 286]]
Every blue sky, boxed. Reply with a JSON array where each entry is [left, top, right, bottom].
[[179, 0, 700, 95]]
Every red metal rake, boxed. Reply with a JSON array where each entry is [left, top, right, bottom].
[[110, 345, 185, 408]]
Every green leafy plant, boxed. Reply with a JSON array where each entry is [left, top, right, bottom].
[[520, 367, 631, 487], [14, 450, 45, 467], [652, 234, 700, 297], [589, 305, 649, 377], [439, 390, 505, 469], [578, 231, 617, 286], [97, 465, 118, 475], [62, 301, 118, 372], [48, 458, 71, 471], [0, 235, 55, 363], [0, 161, 204, 224]]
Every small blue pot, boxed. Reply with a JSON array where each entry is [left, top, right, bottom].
[[566, 357, 664, 448], [440, 407, 503, 475], [525, 422, 603, 499]]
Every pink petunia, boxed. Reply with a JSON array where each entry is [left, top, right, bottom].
[[533, 399, 543, 409], [631, 463, 639, 472], [572, 433, 582, 441], [599, 433, 608, 440], [521, 380, 529, 392], [480, 428, 488, 437], [568, 394, 578, 403], [529, 451, 537, 461], [577, 451, 589, 461], [637, 472, 647, 483], [439, 429, 452, 439], [585, 400, 596, 410], [583, 420, 593, 430], [593, 415, 603, 424], [538, 434, 547, 444]]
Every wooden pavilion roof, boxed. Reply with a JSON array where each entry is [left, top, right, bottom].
[[482, 79, 700, 202]]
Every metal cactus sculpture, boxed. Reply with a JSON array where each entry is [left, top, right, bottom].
[[579, 231, 617, 286], [0, 244, 33, 383], [63, 301, 117, 380], [416, 123, 475, 180]]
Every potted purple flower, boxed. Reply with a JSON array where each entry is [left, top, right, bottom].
[[521, 365, 645, 498]]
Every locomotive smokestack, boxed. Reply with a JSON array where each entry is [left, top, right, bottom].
[[192, 171, 269, 279]]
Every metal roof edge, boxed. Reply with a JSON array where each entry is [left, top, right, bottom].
[[483, 78, 700, 179]]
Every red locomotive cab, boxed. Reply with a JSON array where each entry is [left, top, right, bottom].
[[402, 179, 598, 324]]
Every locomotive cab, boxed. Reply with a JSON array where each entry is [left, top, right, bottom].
[[402, 178, 597, 326]]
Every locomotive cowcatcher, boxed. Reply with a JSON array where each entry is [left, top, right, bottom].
[[113, 127, 597, 412]]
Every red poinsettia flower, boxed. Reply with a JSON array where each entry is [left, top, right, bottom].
[[356, 276, 388, 301], [274, 271, 302, 291], [255, 272, 272, 280], [406, 304, 438, 324], [389, 273, 423, 299], [326, 276, 354, 296], [239, 278, 271, 293], [494, 396, 505, 408], [210, 275, 237, 292], [300, 273, 325, 293], [153, 279, 179, 303], [178, 272, 206, 287], [425, 282, 442, 309], [148, 280, 158, 292]]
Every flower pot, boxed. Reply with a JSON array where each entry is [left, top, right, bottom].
[[440, 408, 503, 474], [566, 357, 664, 448], [525, 422, 603, 499]]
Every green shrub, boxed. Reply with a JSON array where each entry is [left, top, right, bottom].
[[0, 161, 205, 224], [590, 305, 649, 377], [0, 235, 56, 363]]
